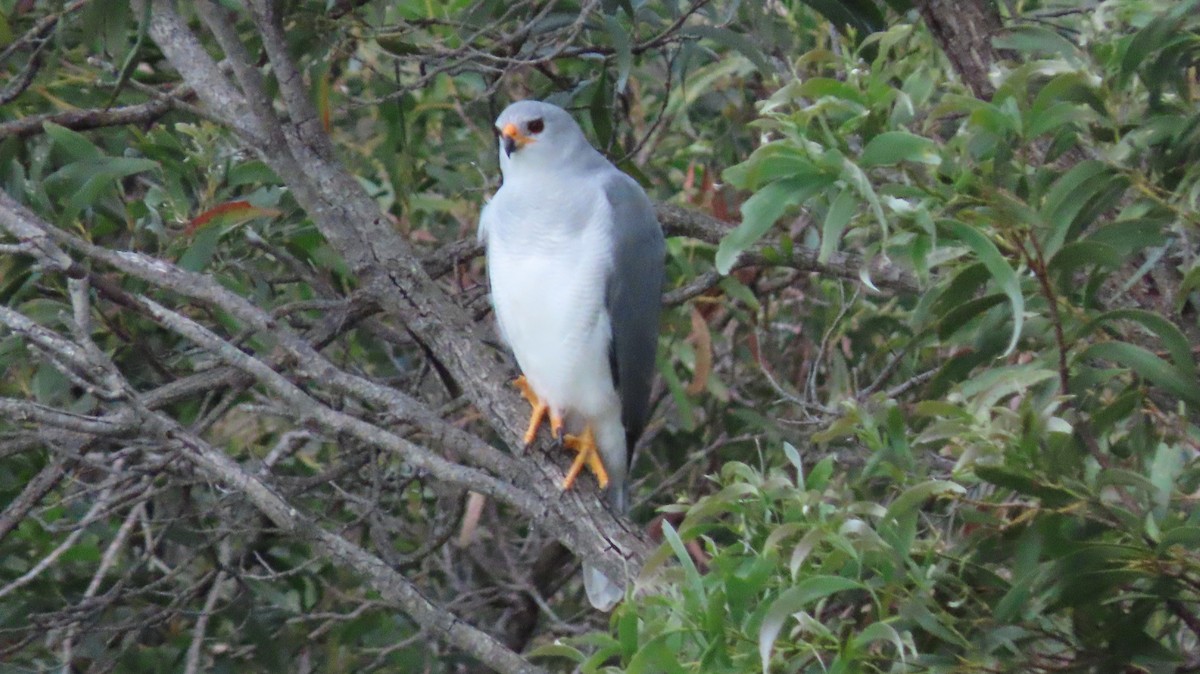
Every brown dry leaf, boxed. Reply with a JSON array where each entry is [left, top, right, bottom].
[[456, 491, 487, 547], [686, 304, 713, 396], [185, 200, 281, 235]]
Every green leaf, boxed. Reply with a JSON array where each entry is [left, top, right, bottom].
[[759, 577, 865, 673], [782, 441, 804, 486], [1177, 264, 1200, 313], [659, 358, 696, 431], [1096, 468, 1158, 495], [1120, 2, 1200, 80], [1150, 443, 1186, 515], [716, 175, 833, 274], [764, 522, 805, 555], [901, 600, 969, 647], [1077, 342, 1200, 406], [939, 220, 1025, 356], [1040, 161, 1128, 256], [589, 69, 613, 150], [605, 16, 633, 93], [851, 621, 909, 663], [43, 122, 103, 161], [799, 0, 886, 43], [808, 456, 834, 490], [1080, 309, 1196, 379], [789, 529, 824, 576], [795, 77, 865, 105], [526, 642, 586, 662], [60, 543, 102, 564], [226, 160, 280, 187], [617, 602, 639, 661], [819, 187, 857, 263], [1159, 526, 1200, 549], [958, 364, 1058, 413], [1091, 389, 1141, 434], [574, 631, 622, 670], [680, 25, 772, 75], [32, 362, 70, 404], [1047, 241, 1122, 284], [1032, 72, 1106, 117], [974, 466, 1078, 507], [723, 142, 821, 190], [660, 520, 706, 612], [1026, 101, 1091, 137], [885, 480, 965, 524], [937, 293, 1006, 340], [1085, 216, 1170, 255], [994, 25, 1081, 59], [928, 262, 989, 324], [860, 131, 940, 167], [627, 633, 689, 674], [44, 156, 160, 221], [177, 221, 222, 272], [994, 570, 1036, 623]]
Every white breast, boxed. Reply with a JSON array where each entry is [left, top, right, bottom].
[[483, 182, 621, 425]]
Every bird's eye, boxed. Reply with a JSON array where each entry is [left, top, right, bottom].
[[527, 118, 545, 134], [491, 126, 501, 138]]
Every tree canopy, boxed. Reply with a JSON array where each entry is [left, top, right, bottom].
[[1, 0, 1198, 672]]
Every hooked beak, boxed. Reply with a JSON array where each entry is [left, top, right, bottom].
[[501, 123, 534, 157]]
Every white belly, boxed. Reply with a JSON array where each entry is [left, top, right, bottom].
[[487, 230, 619, 424]]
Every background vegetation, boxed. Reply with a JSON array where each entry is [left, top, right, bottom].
[[0, 0, 1197, 672]]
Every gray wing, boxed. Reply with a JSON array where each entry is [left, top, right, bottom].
[[603, 173, 666, 461]]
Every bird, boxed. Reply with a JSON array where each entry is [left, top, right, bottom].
[[478, 100, 665, 610]]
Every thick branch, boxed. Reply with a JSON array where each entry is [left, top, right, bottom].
[[913, 0, 1005, 100]]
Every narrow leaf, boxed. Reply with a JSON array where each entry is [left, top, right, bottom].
[[1077, 342, 1200, 406], [1080, 309, 1196, 379], [940, 220, 1024, 356], [860, 131, 940, 167], [681, 25, 772, 74], [716, 176, 832, 274], [885, 480, 965, 524], [759, 577, 865, 673], [819, 187, 857, 263], [43, 122, 103, 161]]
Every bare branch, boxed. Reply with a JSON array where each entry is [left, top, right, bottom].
[[0, 92, 189, 141]]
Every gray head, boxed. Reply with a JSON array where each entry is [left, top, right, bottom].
[[493, 100, 597, 176]]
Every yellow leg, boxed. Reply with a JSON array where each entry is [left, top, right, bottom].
[[562, 425, 609, 490], [515, 375, 566, 445], [514, 375, 547, 446]]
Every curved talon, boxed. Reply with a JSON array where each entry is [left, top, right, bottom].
[[550, 410, 564, 440], [562, 425, 609, 490]]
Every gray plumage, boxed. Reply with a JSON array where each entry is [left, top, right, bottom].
[[603, 176, 665, 511]]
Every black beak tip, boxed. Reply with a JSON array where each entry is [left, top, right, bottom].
[[503, 136, 517, 157]]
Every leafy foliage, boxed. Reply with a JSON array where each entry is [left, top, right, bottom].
[[564, 2, 1200, 672]]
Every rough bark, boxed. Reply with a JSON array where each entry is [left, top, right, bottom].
[[913, 0, 1006, 100]]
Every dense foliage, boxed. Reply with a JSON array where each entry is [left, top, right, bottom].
[[0, 0, 1197, 672]]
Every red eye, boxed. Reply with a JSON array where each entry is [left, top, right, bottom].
[[527, 118, 544, 134]]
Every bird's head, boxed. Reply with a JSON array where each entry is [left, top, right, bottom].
[[493, 100, 592, 176]]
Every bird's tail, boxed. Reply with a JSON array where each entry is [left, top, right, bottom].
[[583, 481, 628, 611]]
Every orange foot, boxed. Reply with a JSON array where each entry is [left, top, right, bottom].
[[513, 375, 563, 446], [562, 425, 609, 490]]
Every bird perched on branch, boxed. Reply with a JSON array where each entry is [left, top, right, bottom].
[[479, 100, 665, 610]]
